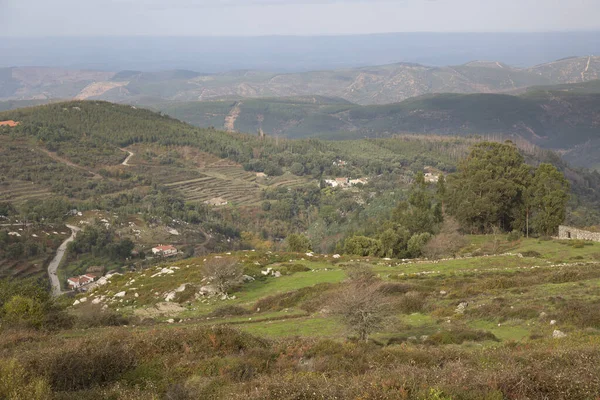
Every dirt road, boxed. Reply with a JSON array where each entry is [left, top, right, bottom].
[[48, 224, 80, 296]]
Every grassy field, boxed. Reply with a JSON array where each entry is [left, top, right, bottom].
[[73, 236, 600, 345], [6, 235, 600, 399]]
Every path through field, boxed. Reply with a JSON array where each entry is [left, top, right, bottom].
[[121, 148, 134, 166], [224, 101, 242, 132], [40, 149, 102, 179], [48, 224, 80, 296]]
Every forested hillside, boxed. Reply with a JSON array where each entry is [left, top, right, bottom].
[[1, 100, 600, 282], [153, 82, 600, 155]]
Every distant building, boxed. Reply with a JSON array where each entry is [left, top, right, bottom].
[[67, 274, 97, 290], [558, 226, 600, 242], [0, 120, 19, 127], [332, 159, 347, 167], [204, 197, 228, 206], [424, 172, 439, 183], [349, 178, 369, 186], [151, 244, 178, 257]]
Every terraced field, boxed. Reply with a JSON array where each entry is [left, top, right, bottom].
[[166, 171, 262, 206], [0, 179, 51, 202]]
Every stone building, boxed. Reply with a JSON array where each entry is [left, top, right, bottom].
[[558, 225, 600, 242]]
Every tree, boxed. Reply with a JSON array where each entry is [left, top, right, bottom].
[[344, 236, 382, 257], [446, 142, 531, 233], [422, 217, 467, 259], [407, 232, 432, 258], [393, 172, 438, 235], [202, 258, 243, 295], [332, 267, 389, 342], [2, 295, 44, 329], [528, 163, 570, 236], [285, 234, 312, 252]]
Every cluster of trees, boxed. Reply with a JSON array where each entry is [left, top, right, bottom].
[[446, 142, 570, 236], [0, 278, 70, 330], [343, 172, 443, 258], [341, 141, 571, 260], [68, 223, 135, 261]]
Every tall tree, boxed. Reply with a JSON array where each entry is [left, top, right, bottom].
[[528, 163, 570, 236], [446, 141, 531, 233]]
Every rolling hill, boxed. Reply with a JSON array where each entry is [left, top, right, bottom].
[[2, 56, 600, 105], [152, 81, 600, 155]]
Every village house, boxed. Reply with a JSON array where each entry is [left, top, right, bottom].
[[424, 172, 439, 183], [204, 197, 228, 206], [558, 226, 600, 242], [0, 120, 19, 127], [349, 178, 369, 186], [151, 244, 178, 257], [67, 274, 97, 290]]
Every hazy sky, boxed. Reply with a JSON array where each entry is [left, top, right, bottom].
[[2, 0, 599, 36]]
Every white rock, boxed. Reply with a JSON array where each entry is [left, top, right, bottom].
[[73, 300, 80, 306], [114, 291, 126, 298], [550, 320, 557, 325], [167, 319, 175, 324], [274, 271, 282, 278], [134, 293, 139, 298], [333, 254, 341, 259], [440, 290, 447, 295], [553, 330, 567, 339], [306, 252, 314, 257]]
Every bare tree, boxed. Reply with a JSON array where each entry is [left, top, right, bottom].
[[332, 266, 389, 342], [423, 217, 467, 259], [203, 257, 243, 295]]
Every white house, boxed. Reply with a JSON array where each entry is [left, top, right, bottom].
[[67, 274, 96, 290], [151, 244, 178, 257]]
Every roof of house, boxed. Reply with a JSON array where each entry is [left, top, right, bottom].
[[0, 120, 19, 127], [153, 245, 176, 251], [67, 277, 80, 283]]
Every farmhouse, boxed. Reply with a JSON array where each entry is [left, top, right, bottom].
[[424, 172, 439, 183], [152, 244, 178, 257], [204, 197, 228, 206], [0, 120, 19, 127], [67, 274, 96, 290], [558, 226, 600, 242]]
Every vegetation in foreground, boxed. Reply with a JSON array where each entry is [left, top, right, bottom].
[[3, 234, 600, 399]]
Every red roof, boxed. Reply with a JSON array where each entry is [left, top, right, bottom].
[[0, 120, 19, 127]]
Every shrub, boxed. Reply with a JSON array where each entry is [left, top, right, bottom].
[[0, 358, 51, 400], [285, 234, 311, 252], [209, 305, 251, 318], [506, 230, 522, 242], [425, 328, 499, 345], [396, 292, 427, 314], [521, 250, 542, 258]]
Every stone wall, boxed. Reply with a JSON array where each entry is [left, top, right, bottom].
[[558, 225, 600, 242]]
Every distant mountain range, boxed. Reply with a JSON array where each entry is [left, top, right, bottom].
[[1, 56, 599, 105]]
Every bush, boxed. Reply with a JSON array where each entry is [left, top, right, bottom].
[[74, 304, 131, 328], [0, 358, 51, 400], [396, 291, 427, 314], [209, 305, 251, 318], [506, 230, 522, 242], [285, 234, 312, 253], [521, 250, 542, 258], [425, 328, 499, 345]]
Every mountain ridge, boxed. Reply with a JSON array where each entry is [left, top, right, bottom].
[[2, 56, 599, 105]]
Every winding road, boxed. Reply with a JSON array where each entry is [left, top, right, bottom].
[[48, 224, 80, 296], [121, 149, 134, 166]]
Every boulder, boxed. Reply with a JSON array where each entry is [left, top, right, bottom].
[[553, 330, 567, 339]]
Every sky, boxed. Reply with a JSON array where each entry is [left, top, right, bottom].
[[1, 0, 600, 36]]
